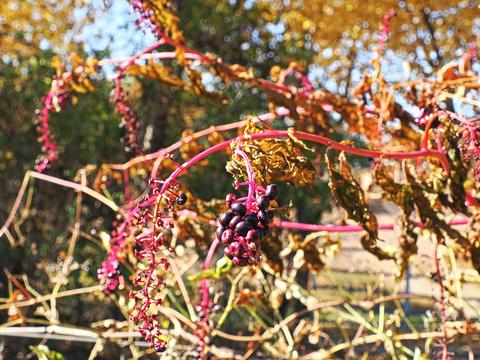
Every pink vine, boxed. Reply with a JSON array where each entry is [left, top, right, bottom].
[[278, 67, 314, 96], [98, 123, 467, 353], [111, 39, 166, 154], [157, 129, 450, 184], [35, 86, 68, 172], [377, 9, 396, 54]]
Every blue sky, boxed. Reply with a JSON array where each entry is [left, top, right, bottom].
[[75, 1, 156, 59]]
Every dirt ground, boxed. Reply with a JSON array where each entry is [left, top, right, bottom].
[[319, 199, 480, 319]]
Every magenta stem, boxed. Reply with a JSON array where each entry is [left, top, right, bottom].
[[274, 218, 468, 232], [158, 129, 450, 190], [278, 68, 314, 95], [147, 109, 289, 176], [200, 239, 220, 310], [199, 150, 256, 321], [202, 215, 468, 233], [234, 147, 257, 212], [275, 221, 394, 232]]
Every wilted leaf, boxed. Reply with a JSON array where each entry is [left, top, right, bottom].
[[127, 61, 184, 88], [289, 233, 325, 272], [132, 0, 184, 43], [326, 153, 378, 239], [210, 55, 256, 83], [226, 121, 315, 186], [374, 162, 414, 214], [179, 129, 206, 162], [441, 123, 469, 214], [207, 130, 225, 146], [405, 166, 468, 246], [53, 53, 98, 95], [326, 153, 395, 260], [260, 230, 284, 273]]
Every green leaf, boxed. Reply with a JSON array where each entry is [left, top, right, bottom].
[[188, 256, 232, 281]]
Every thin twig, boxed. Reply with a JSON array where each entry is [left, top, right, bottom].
[[434, 242, 449, 360], [0, 285, 102, 311], [0, 171, 118, 240]]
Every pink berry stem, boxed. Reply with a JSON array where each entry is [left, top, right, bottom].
[[148, 108, 290, 176], [105, 33, 332, 109], [158, 129, 450, 188], [421, 110, 474, 149], [377, 9, 396, 54], [113, 39, 167, 100], [200, 239, 220, 309], [273, 217, 468, 232], [201, 214, 468, 233], [234, 147, 258, 212], [234, 181, 249, 187], [35, 89, 68, 172], [278, 67, 314, 95], [198, 148, 257, 332], [151, 126, 458, 329]]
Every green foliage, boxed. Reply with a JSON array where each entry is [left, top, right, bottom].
[[29, 345, 64, 360]]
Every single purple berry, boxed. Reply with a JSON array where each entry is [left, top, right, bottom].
[[154, 343, 166, 353], [244, 214, 259, 227], [219, 211, 234, 227], [231, 202, 247, 216], [265, 184, 278, 200], [221, 229, 234, 244], [216, 226, 225, 240], [258, 210, 270, 226], [246, 229, 258, 242], [176, 193, 187, 205], [235, 221, 252, 236], [256, 195, 270, 211], [229, 215, 243, 229]]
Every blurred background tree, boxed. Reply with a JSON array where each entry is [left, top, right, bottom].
[[276, 0, 480, 91], [0, 0, 93, 59]]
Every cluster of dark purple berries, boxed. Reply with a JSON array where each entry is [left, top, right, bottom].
[[216, 184, 278, 266]]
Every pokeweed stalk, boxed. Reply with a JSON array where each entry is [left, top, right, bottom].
[[37, 20, 468, 356], [156, 129, 450, 183], [35, 85, 68, 172], [122, 125, 450, 354]]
